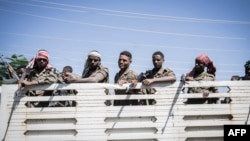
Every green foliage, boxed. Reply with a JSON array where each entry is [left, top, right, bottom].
[[0, 54, 28, 85]]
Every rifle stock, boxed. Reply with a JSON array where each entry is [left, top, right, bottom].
[[137, 71, 153, 82], [136, 72, 145, 82]]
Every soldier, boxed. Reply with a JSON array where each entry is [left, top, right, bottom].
[[62, 66, 73, 77], [184, 53, 218, 104], [64, 50, 109, 83], [16, 65, 26, 79], [114, 51, 138, 106], [223, 60, 250, 103], [52, 65, 77, 107], [2, 65, 27, 84], [229, 60, 250, 81], [64, 50, 109, 105], [139, 51, 176, 105], [19, 49, 63, 107], [242, 60, 250, 80]]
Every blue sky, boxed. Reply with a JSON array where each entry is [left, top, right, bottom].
[[0, 0, 249, 83]]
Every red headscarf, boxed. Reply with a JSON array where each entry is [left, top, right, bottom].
[[186, 53, 216, 77], [196, 54, 211, 66], [27, 50, 52, 69], [36, 50, 49, 61]]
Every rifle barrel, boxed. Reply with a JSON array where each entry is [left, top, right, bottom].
[[0, 55, 20, 81]]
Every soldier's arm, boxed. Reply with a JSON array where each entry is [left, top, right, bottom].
[[65, 72, 106, 83], [20, 79, 39, 86]]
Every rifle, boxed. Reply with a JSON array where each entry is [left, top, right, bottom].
[[0, 55, 19, 81], [136, 71, 153, 105], [1, 55, 21, 141], [1, 56, 33, 141], [137, 71, 152, 82]]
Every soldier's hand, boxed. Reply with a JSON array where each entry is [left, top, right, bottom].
[[131, 79, 138, 87], [19, 80, 38, 86], [64, 72, 77, 83], [142, 79, 153, 86]]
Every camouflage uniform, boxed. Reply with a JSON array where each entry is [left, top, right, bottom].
[[114, 69, 138, 106], [186, 72, 218, 104], [52, 89, 78, 107], [25, 67, 63, 107], [140, 68, 175, 105], [82, 65, 109, 83]]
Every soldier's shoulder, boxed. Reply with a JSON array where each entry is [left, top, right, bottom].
[[98, 65, 107, 70], [47, 67, 58, 72], [99, 66, 109, 75], [46, 67, 56, 70], [128, 69, 137, 75], [163, 68, 174, 72]]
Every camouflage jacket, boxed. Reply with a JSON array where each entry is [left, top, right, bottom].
[[144, 67, 175, 79], [142, 67, 175, 94], [83, 65, 109, 83], [186, 72, 218, 93], [114, 69, 137, 94], [27, 67, 63, 84], [25, 67, 63, 97]]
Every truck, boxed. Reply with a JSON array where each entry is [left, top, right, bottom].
[[0, 80, 249, 141]]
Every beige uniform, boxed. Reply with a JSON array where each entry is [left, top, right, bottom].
[[82, 65, 109, 83], [186, 72, 218, 104], [140, 68, 175, 105], [25, 67, 63, 107], [114, 69, 138, 106]]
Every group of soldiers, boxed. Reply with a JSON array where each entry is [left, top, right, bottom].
[[3, 49, 250, 107]]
